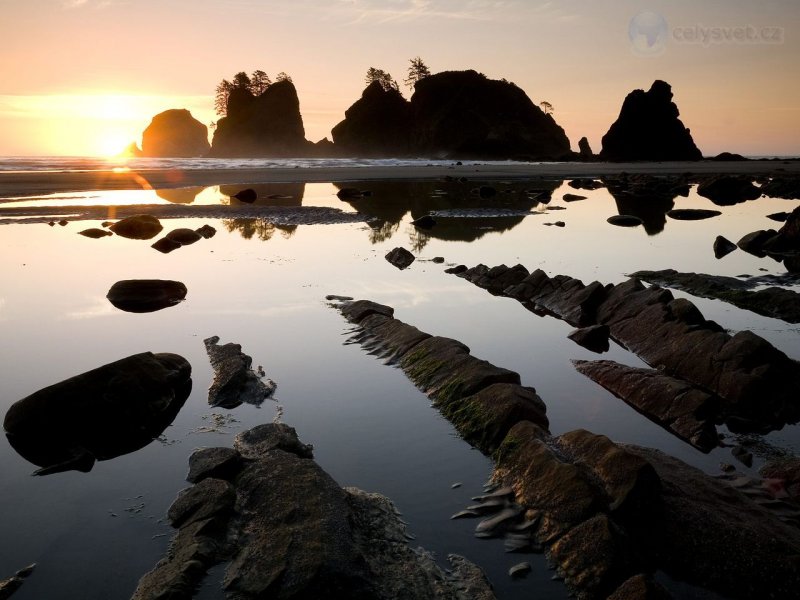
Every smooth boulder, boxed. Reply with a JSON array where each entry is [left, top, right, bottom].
[[106, 279, 187, 313]]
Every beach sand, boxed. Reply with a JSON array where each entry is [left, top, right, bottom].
[[0, 160, 798, 197]]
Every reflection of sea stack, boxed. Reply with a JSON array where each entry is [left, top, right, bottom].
[[600, 80, 702, 161], [141, 109, 210, 157]]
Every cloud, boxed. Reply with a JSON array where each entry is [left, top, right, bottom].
[[334, 0, 571, 24], [61, 0, 114, 9]]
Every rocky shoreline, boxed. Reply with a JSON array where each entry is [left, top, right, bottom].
[[332, 298, 800, 600]]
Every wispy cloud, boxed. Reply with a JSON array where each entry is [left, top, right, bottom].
[[61, 0, 114, 9]]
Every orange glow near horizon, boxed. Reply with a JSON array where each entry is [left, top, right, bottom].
[[0, 93, 214, 157]]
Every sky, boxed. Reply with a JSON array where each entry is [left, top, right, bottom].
[[0, 0, 798, 156]]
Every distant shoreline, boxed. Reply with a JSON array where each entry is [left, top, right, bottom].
[[1, 160, 798, 198]]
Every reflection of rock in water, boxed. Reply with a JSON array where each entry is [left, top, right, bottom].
[[155, 187, 204, 204], [603, 174, 688, 235], [222, 219, 298, 241], [220, 183, 305, 207], [3, 352, 192, 475], [336, 179, 561, 246]]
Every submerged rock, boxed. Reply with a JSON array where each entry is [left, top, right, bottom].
[[132, 424, 497, 600], [3, 353, 191, 474], [232, 188, 257, 203], [106, 279, 187, 313], [108, 214, 163, 240], [203, 336, 276, 409], [165, 228, 202, 245]]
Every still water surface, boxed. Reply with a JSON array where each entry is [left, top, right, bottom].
[[0, 179, 798, 599]]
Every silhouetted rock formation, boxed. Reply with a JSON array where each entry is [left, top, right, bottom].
[[600, 81, 702, 161], [209, 80, 313, 157], [331, 81, 412, 156], [578, 137, 594, 160], [141, 109, 210, 157], [333, 70, 571, 159]]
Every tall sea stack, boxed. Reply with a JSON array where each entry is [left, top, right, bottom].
[[600, 80, 702, 161]]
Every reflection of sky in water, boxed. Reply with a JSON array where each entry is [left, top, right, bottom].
[[0, 181, 799, 599]]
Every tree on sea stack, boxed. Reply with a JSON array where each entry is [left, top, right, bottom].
[[250, 70, 272, 95], [365, 67, 399, 92], [540, 101, 554, 115], [276, 72, 292, 83], [404, 57, 431, 90]]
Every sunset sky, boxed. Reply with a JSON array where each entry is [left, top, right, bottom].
[[1, 0, 798, 157]]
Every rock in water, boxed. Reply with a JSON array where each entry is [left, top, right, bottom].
[[607, 215, 643, 227], [232, 188, 257, 203], [600, 80, 702, 161], [568, 325, 610, 353], [108, 214, 163, 240], [78, 228, 112, 238], [203, 336, 275, 409], [667, 209, 721, 220], [385, 247, 416, 270], [106, 279, 187, 313], [3, 353, 191, 474], [141, 109, 210, 157], [713, 235, 737, 259], [165, 228, 202, 245]]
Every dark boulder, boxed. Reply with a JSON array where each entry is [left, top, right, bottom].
[[666, 208, 721, 220], [737, 229, 778, 257], [108, 214, 163, 240], [385, 246, 415, 270], [151, 237, 181, 254], [411, 214, 437, 229], [331, 81, 412, 156], [696, 175, 761, 205], [336, 187, 366, 200], [204, 336, 275, 409], [3, 352, 191, 474], [760, 176, 800, 200], [713, 235, 737, 259], [106, 279, 187, 313], [762, 206, 800, 254], [563, 193, 587, 202], [607, 215, 643, 227], [711, 152, 748, 162], [600, 81, 702, 161], [79, 228, 112, 238], [196, 224, 216, 239], [165, 228, 202, 245], [209, 80, 312, 157], [141, 109, 210, 157]]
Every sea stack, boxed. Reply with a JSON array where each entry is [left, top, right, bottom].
[[209, 80, 312, 157], [600, 80, 702, 161], [141, 109, 210, 157]]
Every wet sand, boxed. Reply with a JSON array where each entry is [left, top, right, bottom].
[[1, 160, 798, 197]]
